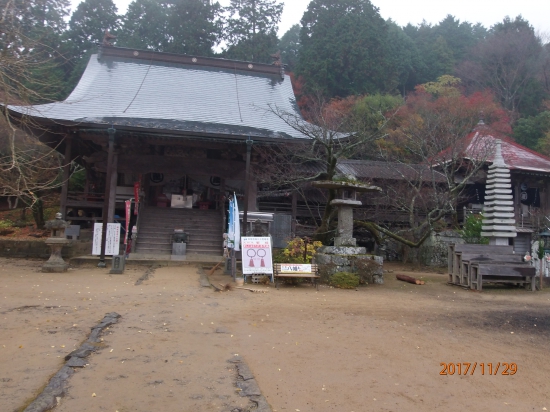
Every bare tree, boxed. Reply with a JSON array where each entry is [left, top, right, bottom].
[[256, 94, 396, 243], [1, 0, 70, 227], [354, 96, 499, 261], [457, 28, 543, 116]]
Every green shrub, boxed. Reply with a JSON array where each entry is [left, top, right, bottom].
[[273, 237, 323, 263], [0, 219, 14, 230], [329, 272, 359, 289], [460, 213, 489, 244]]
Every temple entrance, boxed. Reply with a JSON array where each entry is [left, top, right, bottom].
[[144, 173, 224, 211]]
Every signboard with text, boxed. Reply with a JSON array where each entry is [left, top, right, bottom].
[[241, 236, 273, 275], [279, 264, 312, 274], [92, 223, 121, 256]]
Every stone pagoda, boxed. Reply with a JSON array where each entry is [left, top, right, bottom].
[[481, 140, 517, 245]]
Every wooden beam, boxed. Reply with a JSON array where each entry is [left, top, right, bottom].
[[95, 155, 246, 179]]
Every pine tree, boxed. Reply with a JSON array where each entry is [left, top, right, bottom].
[[223, 0, 283, 63], [118, 0, 167, 51], [296, 0, 394, 97], [278, 24, 300, 71], [119, 0, 223, 56], [66, 0, 120, 58]]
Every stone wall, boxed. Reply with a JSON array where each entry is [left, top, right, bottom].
[[0, 239, 92, 259], [383, 230, 463, 267], [315, 247, 384, 284]]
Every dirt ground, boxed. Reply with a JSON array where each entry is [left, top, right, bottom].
[[1, 258, 550, 412]]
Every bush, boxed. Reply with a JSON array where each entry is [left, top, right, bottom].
[[273, 237, 323, 263], [460, 213, 489, 244], [0, 219, 14, 230], [329, 272, 359, 289], [0, 219, 15, 236]]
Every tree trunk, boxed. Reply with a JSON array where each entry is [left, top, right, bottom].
[[314, 188, 335, 244], [31, 198, 45, 229], [396, 274, 424, 285]]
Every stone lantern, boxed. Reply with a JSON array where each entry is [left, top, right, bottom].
[[42, 212, 70, 273], [312, 179, 381, 248], [312, 178, 386, 284]]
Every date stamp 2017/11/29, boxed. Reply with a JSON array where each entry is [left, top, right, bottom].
[[440, 362, 517, 376]]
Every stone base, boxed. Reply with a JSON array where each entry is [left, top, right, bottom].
[[318, 246, 366, 255], [172, 242, 187, 256], [43, 238, 70, 273], [42, 261, 69, 273], [334, 237, 357, 247], [315, 252, 384, 284]]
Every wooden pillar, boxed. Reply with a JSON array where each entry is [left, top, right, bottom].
[[220, 178, 226, 232], [514, 180, 520, 223], [59, 136, 72, 218], [107, 153, 118, 223], [242, 138, 253, 235], [84, 166, 91, 196], [291, 191, 298, 237], [247, 178, 258, 212], [99, 127, 116, 268]]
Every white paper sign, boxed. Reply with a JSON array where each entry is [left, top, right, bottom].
[[280, 264, 312, 274], [241, 236, 273, 275], [92, 223, 121, 255]]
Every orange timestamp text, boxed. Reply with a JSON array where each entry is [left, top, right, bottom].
[[440, 362, 517, 376]]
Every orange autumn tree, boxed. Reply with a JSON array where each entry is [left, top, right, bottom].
[[358, 76, 511, 254], [259, 93, 399, 243]]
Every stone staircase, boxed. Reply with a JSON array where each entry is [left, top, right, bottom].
[[135, 206, 223, 256]]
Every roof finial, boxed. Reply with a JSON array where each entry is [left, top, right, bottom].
[[103, 30, 116, 47], [478, 110, 485, 125]]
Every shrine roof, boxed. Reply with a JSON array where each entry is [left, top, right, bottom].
[[8, 47, 311, 141], [337, 159, 447, 183], [463, 123, 550, 174]]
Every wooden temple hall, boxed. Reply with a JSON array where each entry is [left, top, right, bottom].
[[8, 46, 310, 256]]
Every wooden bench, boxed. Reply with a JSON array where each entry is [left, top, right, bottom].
[[273, 263, 319, 290], [469, 263, 536, 291], [448, 243, 515, 285], [459, 253, 523, 287]]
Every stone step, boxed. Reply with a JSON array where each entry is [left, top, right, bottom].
[[136, 238, 221, 247], [138, 235, 220, 243], [141, 209, 222, 215], [139, 223, 221, 230], [135, 207, 223, 257], [135, 245, 222, 255]]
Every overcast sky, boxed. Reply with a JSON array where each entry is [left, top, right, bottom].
[[70, 0, 550, 38]]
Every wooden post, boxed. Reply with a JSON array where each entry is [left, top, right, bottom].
[[98, 127, 116, 268], [84, 166, 91, 197], [220, 177, 226, 232], [107, 153, 118, 223], [242, 137, 253, 236], [59, 136, 72, 218], [291, 191, 298, 238]]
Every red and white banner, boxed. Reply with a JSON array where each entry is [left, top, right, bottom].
[[133, 181, 140, 215], [124, 200, 131, 245]]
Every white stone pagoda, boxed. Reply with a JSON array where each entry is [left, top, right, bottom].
[[481, 140, 517, 245]]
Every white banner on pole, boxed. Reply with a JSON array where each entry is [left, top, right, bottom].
[[92, 223, 121, 255], [241, 236, 273, 275]]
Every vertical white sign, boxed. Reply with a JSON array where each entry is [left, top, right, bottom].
[[92, 223, 121, 255], [241, 236, 273, 275]]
